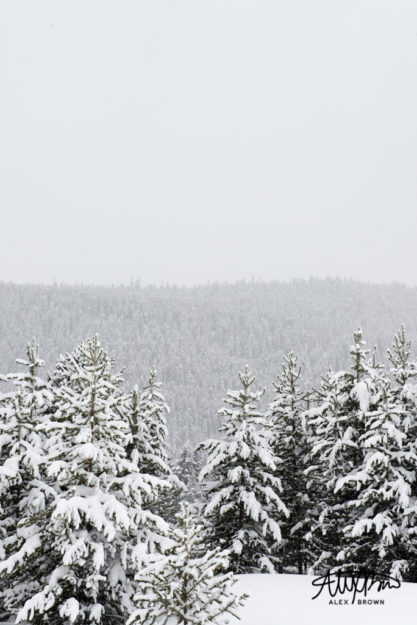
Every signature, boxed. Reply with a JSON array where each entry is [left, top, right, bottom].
[[311, 570, 401, 604]]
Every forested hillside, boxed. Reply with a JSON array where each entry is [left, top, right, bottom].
[[1, 278, 417, 449]]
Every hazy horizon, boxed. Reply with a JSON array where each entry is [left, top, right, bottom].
[[2, 274, 417, 290]]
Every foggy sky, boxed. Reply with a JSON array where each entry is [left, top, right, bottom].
[[1, 1, 417, 287]]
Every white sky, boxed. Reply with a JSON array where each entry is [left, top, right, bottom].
[[1, 1, 417, 286]]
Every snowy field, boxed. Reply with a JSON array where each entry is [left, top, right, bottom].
[[1, 573, 415, 625], [233, 574, 416, 625]]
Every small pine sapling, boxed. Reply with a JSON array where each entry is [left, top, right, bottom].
[[128, 502, 247, 625]]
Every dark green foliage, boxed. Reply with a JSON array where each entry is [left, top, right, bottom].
[[266, 351, 310, 573]]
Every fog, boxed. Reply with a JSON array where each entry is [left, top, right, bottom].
[[1, 1, 417, 286]]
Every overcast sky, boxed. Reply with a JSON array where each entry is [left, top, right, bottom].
[[1, 1, 417, 286]]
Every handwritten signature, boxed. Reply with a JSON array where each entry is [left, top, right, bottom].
[[311, 570, 401, 604]]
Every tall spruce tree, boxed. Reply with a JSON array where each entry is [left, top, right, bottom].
[[335, 372, 416, 579], [386, 326, 417, 580], [0, 340, 54, 620], [266, 351, 310, 573], [127, 502, 247, 625], [11, 336, 170, 625], [199, 367, 288, 573], [387, 326, 417, 468], [127, 370, 171, 479], [305, 329, 382, 572], [125, 384, 152, 468], [127, 370, 181, 522], [388, 325, 417, 390]]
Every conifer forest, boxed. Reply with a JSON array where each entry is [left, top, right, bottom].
[[1, 280, 417, 623]]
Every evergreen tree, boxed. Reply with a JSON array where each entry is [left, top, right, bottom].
[[144, 369, 170, 473], [0, 339, 54, 619], [266, 351, 309, 573], [126, 370, 181, 522], [336, 373, 416, 579], [125, 384, 152, 466], [386, 326, 417, 580], [127, 502, 247, 625], [388, 325, 417, 390], [199, 367, 288, 574], [11, 336, 170, 625], [387, 325, 417, 464], [126, 370, 171, 479], [305, 329, 382, 572]]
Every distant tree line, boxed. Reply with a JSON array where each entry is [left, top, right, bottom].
[[2, 278, 417, 449]]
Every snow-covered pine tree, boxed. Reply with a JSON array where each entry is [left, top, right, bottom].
[[266, 351, 310, 573], [127, 502, 247, 625], [335, 372, 416, 579], [11, 335, 170, 625], [199, 366, 289, 574], [305, 329, 382, 573], [125, 384, 152, 466], [0, 339, 54, 619], [388, 325, 417, 390], [386, 327, 417, 581], [387, 326, 417, 467], [126, 370, 181, 522], [47, 340, 97, 390], [127, 370, 171, 479]]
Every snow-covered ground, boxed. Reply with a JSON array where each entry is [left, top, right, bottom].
[[234, 574, 416, 625], [1, 573, 415, 625]]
